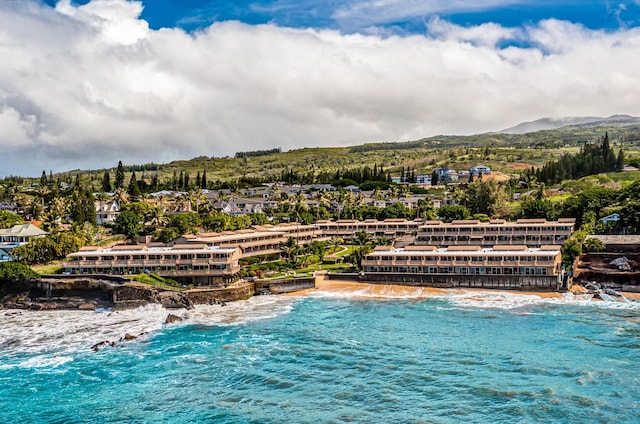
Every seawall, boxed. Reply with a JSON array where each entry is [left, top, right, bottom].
[[255, 277, 316, 295], [324, 272, 563, 291]]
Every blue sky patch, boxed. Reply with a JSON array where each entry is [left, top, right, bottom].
[[44, 0, 640, 34]]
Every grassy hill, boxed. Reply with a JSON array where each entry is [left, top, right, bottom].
[[10, 123, 640, 189]]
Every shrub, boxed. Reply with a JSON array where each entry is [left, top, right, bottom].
[[0, 262, 40, 282]]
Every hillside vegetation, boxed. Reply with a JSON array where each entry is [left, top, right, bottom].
[[4, 123, 640, 188]]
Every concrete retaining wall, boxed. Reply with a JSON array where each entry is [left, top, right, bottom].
[[186, 282, 255, 304], [255, 277, 316, 294], [325, 272, 561, 291]]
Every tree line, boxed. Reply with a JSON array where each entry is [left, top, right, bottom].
[[531, 133, 624, 186]]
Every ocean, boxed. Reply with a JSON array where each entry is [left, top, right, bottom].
[[1, 289, 639, 423]]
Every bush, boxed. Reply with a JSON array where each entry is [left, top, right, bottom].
[[0, 262, 40, 282]]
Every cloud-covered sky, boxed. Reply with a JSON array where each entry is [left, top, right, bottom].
[[2, 0, 640, 177]]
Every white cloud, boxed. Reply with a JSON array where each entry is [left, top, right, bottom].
[[1, 0, 640, 176], [333, 0, 528, 27]]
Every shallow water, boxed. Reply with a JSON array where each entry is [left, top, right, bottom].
[[2, 292, 639, 423]]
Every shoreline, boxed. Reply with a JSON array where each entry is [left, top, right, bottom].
[[284, 277, 640, 301], [283, 278, 565, 299]]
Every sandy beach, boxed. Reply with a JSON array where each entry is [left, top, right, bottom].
[[283, 277, 565, 299], [282, 276, 640, 304]]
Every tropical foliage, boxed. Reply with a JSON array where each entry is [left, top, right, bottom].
[[0, 262, 40, 282]]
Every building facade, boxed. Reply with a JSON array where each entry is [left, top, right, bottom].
[[362, 245, 565, 289], [414, 218, 575, 248], [64, 245, 242, 286]]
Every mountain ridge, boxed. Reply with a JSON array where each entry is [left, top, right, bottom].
[[498, 114, 640, 134]]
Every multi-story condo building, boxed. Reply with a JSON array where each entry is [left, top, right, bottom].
[[315, 219, 422, 239], [362, 244, 565, 290], [64, 244, 242, 285], [176, 223, 329, 258], [63, 218, 575, 287], [414, 218, 575, 248]]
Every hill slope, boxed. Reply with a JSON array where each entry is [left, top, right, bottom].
[[499, 115, 640, 134]]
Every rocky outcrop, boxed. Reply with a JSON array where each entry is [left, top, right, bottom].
[[1, 277, 254, 310], [165, 314, 183, 324], [91, 332, 140, 352], [157, 291, 193, 309]]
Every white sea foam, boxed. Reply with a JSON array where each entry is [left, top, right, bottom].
[[0, 304, 169, 358], [0, 296, 297, 360], [441, 291, 547, 310], [442, 290, 640, 311], [186, 295, 296, 326]]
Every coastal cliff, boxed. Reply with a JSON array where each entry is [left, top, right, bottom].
[[0, 276, 255, 310]]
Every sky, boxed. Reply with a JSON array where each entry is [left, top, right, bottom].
[[2, 1, 640, 177]]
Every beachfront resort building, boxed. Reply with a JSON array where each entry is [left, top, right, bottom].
[[63, 218, 575, 287], [174, 222, 329, 258], [362, 245, 565, 290], [64, 244, 242, 285], [414, 218, 575, 248]]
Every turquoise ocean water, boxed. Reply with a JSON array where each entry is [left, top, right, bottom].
[[1, 290, 639, 423]]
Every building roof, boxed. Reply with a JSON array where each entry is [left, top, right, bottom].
[[0, 224, 48, 238], [587, 235, 640, 245], [68, 245, 239, 257], [367, 246, 560, 256]]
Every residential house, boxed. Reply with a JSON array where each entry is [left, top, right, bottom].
[[434, 168, 459, 183], [95, 200, 120, 225], [470, 165, 492, 176]]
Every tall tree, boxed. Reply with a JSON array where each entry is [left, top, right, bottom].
[[115, 161, 125, 189], [127, 172, 141, 201], [101, 170, 112, 192], [458, 179, 506, 217], [201, 169, 208, 189]]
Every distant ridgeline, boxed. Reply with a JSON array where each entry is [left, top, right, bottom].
[[234, 148, 282, 158], [528, 132, 624, 185]]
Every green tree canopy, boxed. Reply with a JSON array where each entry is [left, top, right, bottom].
[[457, 179, 506, 217], [437, 205, 471, 222], [113, 210, 144, 242], [0, 262, 39, 282], [0, 210, 23, 228]]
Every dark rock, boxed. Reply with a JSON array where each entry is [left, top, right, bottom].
[[165, 313, 183, 324], [91, 340, 110, 352], [158, 291, 194, 310]]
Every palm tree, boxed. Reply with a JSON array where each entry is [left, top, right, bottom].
[[294, 192, 308, 214], [371, 188, 385, 201], [41, 209, 63, 233], [147, 207, 169, 231], [270, 184, 281, 200], [355, 230, 372, 246], [36, 184, 50, 211], [387, 185, 400, 201], [113, 187, 130, 205], [189, 189, 209, 214], [175, 193, 191, 212], [157, 194, 170, 211], [400, 185, 412, 199], [313, 191, 330, 221], [50, 197, 68, 221], [354, 192, 366, 207], [95, 191, 109, 202]]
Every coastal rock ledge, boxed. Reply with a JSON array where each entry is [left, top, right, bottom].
[[0, 277, 254, 311]]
